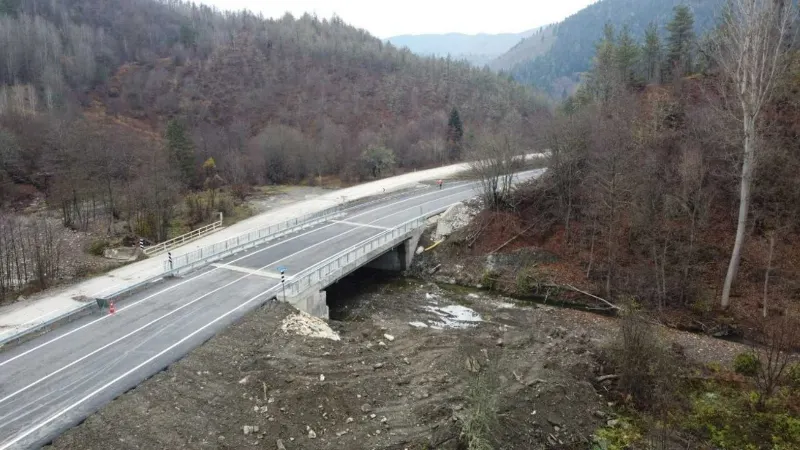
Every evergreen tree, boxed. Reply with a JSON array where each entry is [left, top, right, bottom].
[[615, 25, 640, 86], [587, 23, 618, 101], [665, 5, 695, 79], [0, 0, 20, 16], [446, 107, 464, 162], [642, 22, 662, 83], [165, 119, 196, 186]]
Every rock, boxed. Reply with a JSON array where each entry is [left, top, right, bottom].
[[243, 425, 255, 435], [593, 410, 607, 419], [416, 246, 425, 255], [434, 203, 474, 240], [384, 334, 395, 342], [373, 362, 384, 370], [409, 321, 428, 328], [380, 417, 388, 423], [276, 440, 286, 450], [346, 417, 354, 423], [607, 419, 619, 427], [308, 428, 317, 439], [370, 413, 377, 419], [336, 430, 348, 437], [239, 376, 249, 384], [361, 403, 373, 413], [403, 357, 410, 365], [378, 341, 386, 347], [319, 374, 325, 381], [547, 416, 563, 427], [496, 338, 504, 347]]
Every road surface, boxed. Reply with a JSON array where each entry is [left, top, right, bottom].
[[0, 172, 542, 449]]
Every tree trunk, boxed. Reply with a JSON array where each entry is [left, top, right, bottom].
[[763, 233, 774, 318], [722, 114, 756, 308]]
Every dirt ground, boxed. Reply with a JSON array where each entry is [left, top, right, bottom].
[[46, 271, 748, 450]]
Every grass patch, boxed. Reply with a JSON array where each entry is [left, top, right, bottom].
[[687, 382, 800, 450], [85, 239, 110, 256], [592, 416, 645, 450], [460, 369, 500, 450]]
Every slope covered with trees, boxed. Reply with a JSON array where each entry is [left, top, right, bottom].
[[500, 0, 724, 95], [0, 0, 546, 302]]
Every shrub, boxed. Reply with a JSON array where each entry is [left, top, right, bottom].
[[481, 270, 499, 291], [787, 363, 800, 390], [609, 303, 666, 406], [460, 370, 499, 450], [733, 352, 760, 377], [86, 239, 109, 256], [593, 418, 643, 450]]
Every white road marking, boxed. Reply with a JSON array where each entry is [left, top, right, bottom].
[[0, 182, 475, 368], [0, 188, 473, 409], [0, 194, 474, 447], [0, 288, 278, 450], [210, 264, 284, 279], [328, 220, 391, 230]]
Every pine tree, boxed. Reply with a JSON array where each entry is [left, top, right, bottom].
[[0, 0, 20, 16], [446, 107, 464, 162], [615, 25, 640, 87], [642, 22, 662, 83], [165, 119, 196, 186], [665, 5, 695, 79], [588, 23, 618, 101]]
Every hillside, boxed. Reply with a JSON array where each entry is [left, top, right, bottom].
[[489, 25, 556, 72], [387, 29, 537, 66], [0, 0, 547, 302], [499, 0, 724, 94]]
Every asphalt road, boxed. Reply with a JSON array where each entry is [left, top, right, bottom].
[[0, 171, 543, 449]]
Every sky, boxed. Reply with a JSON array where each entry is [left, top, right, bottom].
[[198, 0, 598, 38]]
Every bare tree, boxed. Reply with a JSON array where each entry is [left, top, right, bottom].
[[713, 0, 796, 308], [469, 133, 523, 211]]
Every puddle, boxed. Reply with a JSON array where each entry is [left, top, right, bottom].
[[423, 303, 482, 329]]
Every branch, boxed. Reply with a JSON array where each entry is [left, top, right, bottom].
[[565, 284, 621, 310]]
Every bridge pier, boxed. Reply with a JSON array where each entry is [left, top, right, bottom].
[[365, 230, 423, 272], [286, 289, 329, 319], [283, 229, 424, 319]]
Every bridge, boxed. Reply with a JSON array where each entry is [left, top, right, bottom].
[[0, 170, 543, 449]]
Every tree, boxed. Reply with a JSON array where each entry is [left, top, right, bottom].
[[665, 5, 695, 79], [587, 23, 619, 102], [713, 0, 796, 309], [165, 119, 195, 186], [615, 25, 640, 87], [469, 133, 523, 211], [642, 22, 662, 83], [446, 107, 464, 162], [0, 0, 20, 16], [361, 145, 395, 179]]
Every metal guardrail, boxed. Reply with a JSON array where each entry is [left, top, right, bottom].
[[144, 213, 224, 256], [164, 205, 346, 275], [285, 205, 452, 299]]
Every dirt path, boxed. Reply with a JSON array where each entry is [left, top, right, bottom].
[[46, 278, 747, 450]]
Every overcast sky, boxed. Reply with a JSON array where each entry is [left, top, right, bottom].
[[198, 0, 598, 38]]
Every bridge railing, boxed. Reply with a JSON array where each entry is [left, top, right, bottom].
[[164, 205, 346, 275], [285, 204, 453, 298], [144, 213, 224, 256]]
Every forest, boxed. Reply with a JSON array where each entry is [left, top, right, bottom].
[[506, 0, 724, 95], [0, 0, 547, 300]]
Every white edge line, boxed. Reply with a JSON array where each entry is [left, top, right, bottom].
[[0, 186, 473, 403], [0, 182, 479, 369], [0, 184, 448, 365], [0, 288, 278, 450]]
